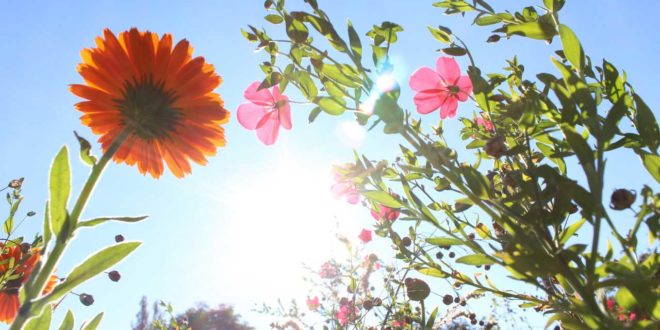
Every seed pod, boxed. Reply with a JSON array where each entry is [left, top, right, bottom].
[[108, 270, 121, 282], [373, 297, 382, 306], [405, 278, 430, 301], [115, 234, 125, 243], [362, 300, 374, 310], [610, 189, 636, 210], [79, 293, 95, 306], [436, 252, 443, 259], [401, 237, 412, 247], [449, 252, 455, 258], [442, 294, 453, 305]]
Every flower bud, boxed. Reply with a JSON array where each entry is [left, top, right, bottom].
[[108, 270, 121, 282], [8, 178, 24, 189], [454, 296, 460, 303], [27, 211, 36, 217], [610, 189, 636, 210], [467, 233, 475, 241], [487, 34, 501, 43], [485, 137, 507, 158], [373, 297, 382, 306], [79, 293, 95, 306], [449, 252, 455, 258], [435, 252, 443, 259], [20, 243, 31, 254], [568, 203, 578, 214], [115, 234, 125, 243]]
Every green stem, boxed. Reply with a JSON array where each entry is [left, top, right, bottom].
[[11, 131, 128, 330]]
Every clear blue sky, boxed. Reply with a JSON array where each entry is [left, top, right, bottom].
[[0, 1, 658, 328]]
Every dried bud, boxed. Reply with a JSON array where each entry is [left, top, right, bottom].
[[362, 300, 374, 310], [401, 237, 412, 247], [79, 293, 95, 306], [108, 270, 121, 282], [449, 252, 456, 258], [114, 234, 125, 243], [487, 34, 501, 43], [484, 265, 491, 271], [26, 211, 36, 217], [469, 313, 476, 319], [435, 252, 443, 259], [568, 203, 578, 214], [20, 243, 31, 254], [373, 297, 382, 306], [460, 299, 467, 306], [610, 189, 636, 210], [485, 137, 507, 158], [454, 296, 460, 303], [467, 233, 475, 241], [8, 178, 24, 189], [442, 294, 453, 305], [471, 318, 478, 325]]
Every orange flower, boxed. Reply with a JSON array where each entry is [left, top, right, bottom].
[[0, 244, 42, 324], [71, 28, 229, 178]]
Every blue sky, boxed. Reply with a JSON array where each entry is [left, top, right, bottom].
[[0, 0, 658, 328]]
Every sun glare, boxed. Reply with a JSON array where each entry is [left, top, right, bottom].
[[211, 151, 361, 299]]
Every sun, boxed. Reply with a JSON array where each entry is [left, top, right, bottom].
[[209, 149, 362, 299]]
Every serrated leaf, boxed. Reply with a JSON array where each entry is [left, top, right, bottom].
[[362, 191, 401, 208], [77, 215, 148, 228], [24, 305, 52, 330], [456, 254, 495, 266], [45, 242, 141, 302], [49, 146, 71, 236], [81, 312, 103, 330], [58, 310, 75, 330]]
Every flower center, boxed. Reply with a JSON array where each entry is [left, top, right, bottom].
[[448, 85, 460, 95], [273, 99, 288, 110], [116, 77, 181, 140]]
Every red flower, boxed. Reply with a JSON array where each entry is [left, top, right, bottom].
[[409, 57, 473, 119], [358, 229, 372, 243], [476, 116, 494, 132], [606, 298, 614, 311], [306, 296, 320, 310], [335, 302, 358, 326], [370, 204, 400, 222]]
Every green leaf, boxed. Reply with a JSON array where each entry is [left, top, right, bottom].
[[362, 191, 401, 208], [264, 14, 283, 24], [74, 131, 97, 166], [81, 312, 104, 330], [602, 96, 628, 143], [544, 0, 565, 11], [615, 287, 637, 310], [496, 15, 556, 41], [285, 16, 309, 43], [456, 254, 495, 266], [347, 19, 362, 60], [427, 26, 451, 43], [559, 218, 586, 245], [77, 215, 148, 228], [475, 223, 491, 239], [442, 46, 467, 56], [426, 307, 439, 329], [633, 94, 660, 151], [475, 14, 501, 26], [49, 146, 71, 237], [308, 107, 322, 123], [374, 93, 404, 134], [297, 71, 317, 100], [636, 150, 660, 183], [58, 310, 75, 330], [316, 97, 346, 115], [3, 215, 13, 235], [417, 268, 447, 278], [559, 24, 584, 72], [46, 242, 141, 302], [425, 237, 464, 246], [43, 202, 52, 247], [24, 306, 52, 330]]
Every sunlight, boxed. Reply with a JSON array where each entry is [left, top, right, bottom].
[[212, 151, 361, 299]]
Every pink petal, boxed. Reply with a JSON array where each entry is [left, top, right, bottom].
[[413, 90, 448, 114], [237, 103, 267, 130], [331, 182, 348, 199], [435, 57, 461, 84], [278, 96, 292, 130], [244, 81, 274, 106], [346, 192, 360, 204], [409, 67, 441, 91], [255, 115, 280, 145], [439, 97, 458, 119], [455, 75, 473, 101]]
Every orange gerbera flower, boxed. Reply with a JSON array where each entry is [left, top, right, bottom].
[[71, 28, 229, 178], [0, 244, 56, 324]]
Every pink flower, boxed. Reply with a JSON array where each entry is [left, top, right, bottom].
[[629, 311, 637, 322], [606, 298, 615, 311], [237, 81, 292, 145], [319, 262, 338, 279], [370, 204, 400, 222], [306, 296, 320, 310], [363, 254, 381, 270], [330, 168, 360, 204], [358, 229, 372, 243], [392, 319, 407, 328], [476, 116, 494, 132], [409, 57, 473, 118], [335, 302, 358, 326]]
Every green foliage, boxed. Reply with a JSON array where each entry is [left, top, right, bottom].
[[48, 146, 71, 238]]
